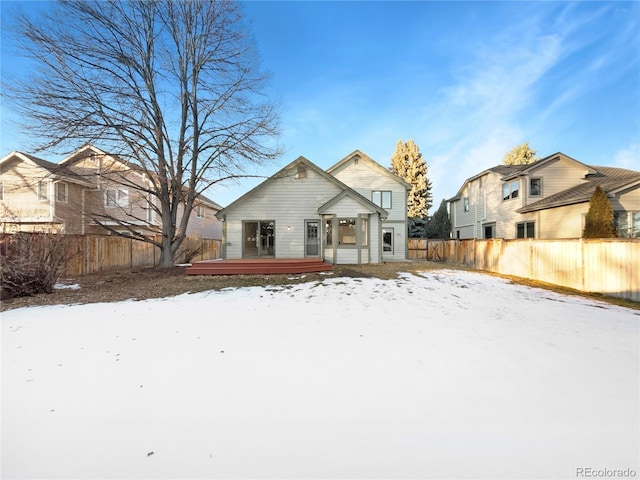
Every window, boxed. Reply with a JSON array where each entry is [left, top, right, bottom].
[[463, 196, 470, 212], [383, 228, 393, 253], [361, 218, 368, 247], [325, 219, 333, 246], [105, 187, 129, 207], [0, 181, 3, 200], [615, 211, 640, 238], [56, 182, 68, 203], [530, 178, 542, 196], [372, 190, 391, 209], [516, 221, 535, 238], [338, 218, 356, 245], [483, 223, 495, 239], [38, 181, 49, 201], [195, 205, 204, 218], [502, 180, 520, 201]]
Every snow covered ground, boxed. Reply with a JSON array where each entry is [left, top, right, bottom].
[[2, 269, 638, 479]]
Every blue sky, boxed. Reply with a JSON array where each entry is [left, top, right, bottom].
[[2, 1, 639, 210]]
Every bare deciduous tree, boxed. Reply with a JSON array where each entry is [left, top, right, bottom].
[[6, 0, 281, 267]]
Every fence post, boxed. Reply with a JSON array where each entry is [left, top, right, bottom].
[[579, 238, 585, 292], [529, 238, 533, 279]]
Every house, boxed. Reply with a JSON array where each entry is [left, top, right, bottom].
[[448, 152, 640, 240], [215, 150, 411, 264], [0, 145, 223, 239], [0, 151, 95, 233]]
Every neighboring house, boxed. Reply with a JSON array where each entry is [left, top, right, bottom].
[[216, 150, 411, 264], [0, 151, 95, 233], [448, 152, 640, 240], [1, 145, 223, 239]]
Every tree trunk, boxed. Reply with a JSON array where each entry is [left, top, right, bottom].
[[158, 235, 175, 268]]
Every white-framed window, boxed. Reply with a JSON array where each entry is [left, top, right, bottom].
[[0, 180, 3, 200], [372, 190, 392, 209], [463, 196, 470, 212], [195, 205, 204, 218], [530, 178, 542, 196], [56, 182, 68, 203], [516, 221, 535, 238], [38, 181, 49, 201], [502, 180, 520, 201], [105, 187, 129, 207]]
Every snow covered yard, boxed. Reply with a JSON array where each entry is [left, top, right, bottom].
[[2, 269, 638, 479]]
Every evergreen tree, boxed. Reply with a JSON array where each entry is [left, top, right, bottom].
[[503, 142, 539, 165], [390, 139, 433, 218], [583, 185, 617, 238], [427, 199, 452, 239]]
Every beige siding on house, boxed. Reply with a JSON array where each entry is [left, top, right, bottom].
[[537, 204, 587, 239], [53, 181, 88, 234], [1, 159, 53, 223], [452, 171, 514, 238], [522, 156, 590, 205], [612, 186, 640, 211], [180, 203, 222, 239]]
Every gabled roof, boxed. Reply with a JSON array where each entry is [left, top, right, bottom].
[[195, 191, 223, 211], [326, 149, 413, 190], [447, 165, 518, 201], [501, 152, 597, 180], [318, 189, 388, 217], [0, 151, 95, 187], [216, 155, 387, 219], [447, 152, 603, 202], [518, 165, 640, 213]]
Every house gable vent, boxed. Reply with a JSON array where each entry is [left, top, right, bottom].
[[296, 163, 307, 179]]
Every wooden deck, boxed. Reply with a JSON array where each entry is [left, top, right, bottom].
[[185, 258, 333, 275]]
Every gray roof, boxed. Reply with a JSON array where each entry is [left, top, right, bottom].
[[517, 165, 640, 213]]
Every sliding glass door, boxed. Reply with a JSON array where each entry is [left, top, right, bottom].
[[243, 221, 275, 257]]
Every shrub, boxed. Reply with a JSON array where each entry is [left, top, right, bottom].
[[0, 232, 70, 299], [583, 185, 616, 238], [175, 237, 204, 264]]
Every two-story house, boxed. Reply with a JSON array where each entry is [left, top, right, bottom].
[[0, 145, 223, 239], [448, 152, 640, 239], [0, 151, 95, 233], [215, 150, 411, 264]]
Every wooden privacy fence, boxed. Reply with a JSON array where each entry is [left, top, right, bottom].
[[61, 235, 221, 276], [408, 238, 640, 302]]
